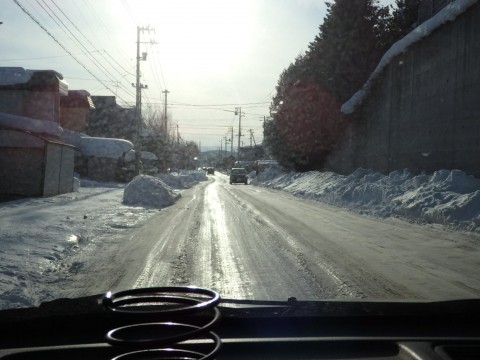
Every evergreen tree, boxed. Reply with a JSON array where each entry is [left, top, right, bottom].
[[315, 0, 391, 103], [387, 0, 421, 42], [264, 0, 421, 171]]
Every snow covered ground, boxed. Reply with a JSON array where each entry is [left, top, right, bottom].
[[0, 171, 206, 309], [1, 167, 479, 309], [251, 167, 480, 233]]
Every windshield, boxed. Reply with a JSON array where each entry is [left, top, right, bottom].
[[1, 0, 479, 311]]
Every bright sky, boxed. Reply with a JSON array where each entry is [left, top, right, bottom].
[[1, 0, 394, 150]]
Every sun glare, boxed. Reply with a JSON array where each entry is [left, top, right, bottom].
[[132, 0, 256, 75]]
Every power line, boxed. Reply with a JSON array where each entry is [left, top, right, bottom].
[[82, 0, 132, 62], [47, 0, 135, 97], [0, 49, 102, 61], [13, 0, 129, 104], [148, 44, 164, 94], [120, 0, 137, 25], [169, 101, 271, 107], [35, 0, 120, 84]]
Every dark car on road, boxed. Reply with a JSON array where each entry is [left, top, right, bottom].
[[229, 167, 248, 184], [207, 167, 215, 175]]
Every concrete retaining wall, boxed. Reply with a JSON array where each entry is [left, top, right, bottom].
[[325, 3, 480, 177]]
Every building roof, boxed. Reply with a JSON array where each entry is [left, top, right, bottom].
[[0, 67, 68, 95], [0, 111, 62, 137], [61, 90, 95, 109]]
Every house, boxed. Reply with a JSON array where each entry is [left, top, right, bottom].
[[0, 67, 68, 124], [0, 67, 74, 199], [0, 111, 74, 199]]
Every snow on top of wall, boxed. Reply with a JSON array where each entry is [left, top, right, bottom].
[[0, 67, 64, 85], [0, 111, 63, 137], [78, 136, 134, 159], [341, 0, 478, 114]]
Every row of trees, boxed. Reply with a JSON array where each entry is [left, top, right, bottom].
[[141, 105, 200, 171], [264, 0, 420, 171]]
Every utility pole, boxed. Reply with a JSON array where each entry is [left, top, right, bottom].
[[234, 107, 244, 158], [248, 129, 256, 147], [133, 25, 156, 146], [162, 89, 170, 135], [224, 136, 229, 156]]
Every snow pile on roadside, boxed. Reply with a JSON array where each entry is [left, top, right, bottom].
[[252, 168, 480, 232], [0, 172, 203, 309], [123, 175, 181, 208], [0, 186, 160, 310], [156, 170, 208, 189]]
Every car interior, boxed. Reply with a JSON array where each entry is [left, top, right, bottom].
[[1, 286, 479, 359]]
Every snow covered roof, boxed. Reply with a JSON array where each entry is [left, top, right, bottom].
[[78, 137, 134, 159], [0, 67, 68, 95], [0, 111, 63, 137], [341, 0, 478, 115], [59, 129, 136, 159], [61, 90, 95, 109], [124, 149, 159, 162]]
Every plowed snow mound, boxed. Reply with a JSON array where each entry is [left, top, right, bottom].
[[123, 175, 181, 208]]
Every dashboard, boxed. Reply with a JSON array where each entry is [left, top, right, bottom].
[[0, 287, 479, 359]]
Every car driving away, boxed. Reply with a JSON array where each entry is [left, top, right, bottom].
[[229, 167, 248, 185]]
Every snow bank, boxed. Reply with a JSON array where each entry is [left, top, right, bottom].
[[0, 186, 160, 309], [341, 0, 478, 114], [251, 168, 480, 232], [123, 175, 181, 208], [0, 171, 206, 309], [156, 171, 208, 189]]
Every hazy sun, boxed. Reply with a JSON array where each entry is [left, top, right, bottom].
[[132, 0, 256, 74]]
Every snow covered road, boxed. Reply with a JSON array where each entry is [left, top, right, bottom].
[[1, 171, 479, 309], [68, 174, 480, 302]]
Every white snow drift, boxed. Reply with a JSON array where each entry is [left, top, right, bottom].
[[0, 166, 478, 310], [123, 175, 181, 208], [251, 167, 480, 232]]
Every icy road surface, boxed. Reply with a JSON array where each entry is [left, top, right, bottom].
[[58, 174, 480, 302]]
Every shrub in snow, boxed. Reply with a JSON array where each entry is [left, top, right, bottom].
[[123, 175, 181, 208]]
